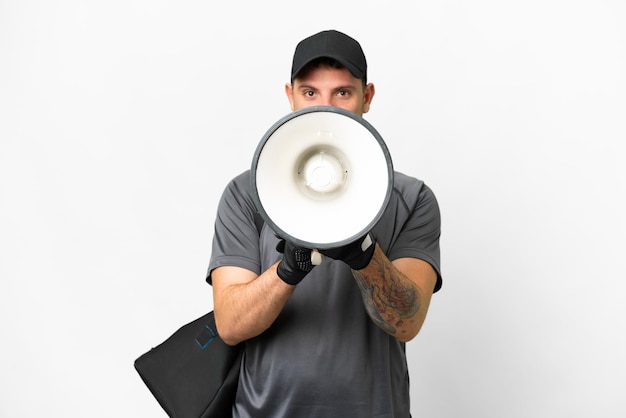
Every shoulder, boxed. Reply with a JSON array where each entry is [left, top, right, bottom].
[[392, 171, 423, 193], [218, 170, 253, 206], [391, 171, 438, 212], [223, 170, 252, 195], [215, 170, 258, 227]]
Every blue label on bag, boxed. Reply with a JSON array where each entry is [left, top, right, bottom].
[[195, 324, 218, 349]]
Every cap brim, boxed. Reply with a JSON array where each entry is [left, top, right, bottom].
[[291, 54, 365, 81]]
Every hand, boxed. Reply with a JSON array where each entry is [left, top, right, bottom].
[[320, 234, 375, 270], [276, 239, 316, 285]]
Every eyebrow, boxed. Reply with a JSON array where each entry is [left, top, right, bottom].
[[296, 84, 357, 91]]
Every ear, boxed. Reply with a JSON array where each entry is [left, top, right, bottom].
[[362, 83, 375, 114], [285, 83, 295, 111]]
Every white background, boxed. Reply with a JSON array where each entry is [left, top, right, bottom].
[[1, 1, 625, 417]]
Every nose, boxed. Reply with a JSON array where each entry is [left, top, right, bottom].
[[319, 96, 333, 107]]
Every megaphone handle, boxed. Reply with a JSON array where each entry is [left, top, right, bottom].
[[311, 250, 323, 266]]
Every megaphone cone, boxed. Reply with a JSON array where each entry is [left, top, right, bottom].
[[251, 106, 393, 250]]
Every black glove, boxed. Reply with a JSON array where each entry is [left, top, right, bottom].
[[320, 234, 376, 270], [276, 239, 315, 285]]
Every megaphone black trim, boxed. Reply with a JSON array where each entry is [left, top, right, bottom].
[[250, 106, 393, 250]]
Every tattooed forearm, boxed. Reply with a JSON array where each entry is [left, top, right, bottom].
[[352, 248, 422, 336], [353, 270, 397, 334]]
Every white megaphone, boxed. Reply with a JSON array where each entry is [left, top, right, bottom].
[[251, 106, 393, 255]]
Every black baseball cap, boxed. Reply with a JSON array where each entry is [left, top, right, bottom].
[[290, 30, 367, 83]]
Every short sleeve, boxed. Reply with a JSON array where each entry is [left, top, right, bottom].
[[206, 171, 261, 285]]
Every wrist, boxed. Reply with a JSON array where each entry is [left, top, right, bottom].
[[349, 237, 375, 270], [276, 260, 306, 285], [276, 246, 314, 285]]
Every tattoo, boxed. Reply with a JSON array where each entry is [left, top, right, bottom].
[[352, 252, 421, 335]]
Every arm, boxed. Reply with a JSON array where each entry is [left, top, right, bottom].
[[212, 240, 315, 346], [352, 243, 437, 342], [212, 263, 295, 346], [208, 173, 314, 345], [320, 233, 438, 342]]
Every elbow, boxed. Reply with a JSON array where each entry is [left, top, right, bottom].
[[216, 325, 244, 346], [214, 313, 245, 346], [397, 334, 415, 344], [394, 319, 426, 343], [220, 334, 243, 347], [396, 329, 418, 343]]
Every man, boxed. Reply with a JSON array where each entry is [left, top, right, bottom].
[[207, 29, 442, 418]]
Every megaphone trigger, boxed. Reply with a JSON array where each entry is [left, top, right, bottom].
[[311, 250, 323, 266], [361, 234, 373, 252]]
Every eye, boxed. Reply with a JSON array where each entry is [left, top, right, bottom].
[[304, 90, 315, 97], [336, 90, 350, 98]]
